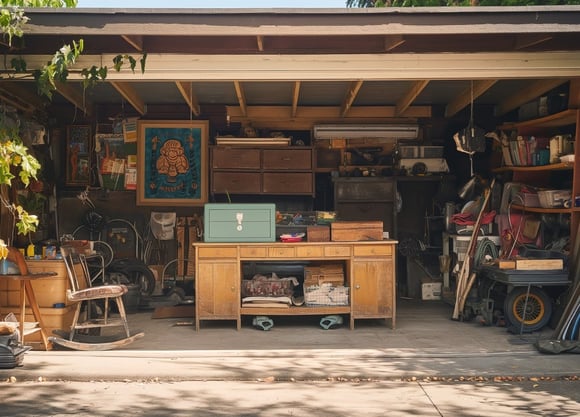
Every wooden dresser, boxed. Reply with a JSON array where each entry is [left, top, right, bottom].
[[210, 146, 315, 196], [193, 240, 397, 330]]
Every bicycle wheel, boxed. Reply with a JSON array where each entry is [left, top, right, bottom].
[[93, 240, 114, 268], [108, 259, 156, 297]]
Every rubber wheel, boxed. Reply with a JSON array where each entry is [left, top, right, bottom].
[[108, 261, 156, 297], [504, 287, 552, 332]]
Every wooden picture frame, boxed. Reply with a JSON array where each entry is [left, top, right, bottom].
[[66, 125, 91, 186], [137, 120, 208, 206]]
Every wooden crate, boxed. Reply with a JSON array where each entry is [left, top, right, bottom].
[[306, 225, 330, 242], [331, 221, 383, 242]]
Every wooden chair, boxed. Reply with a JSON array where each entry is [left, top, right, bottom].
[[49, 247, 143, 350]]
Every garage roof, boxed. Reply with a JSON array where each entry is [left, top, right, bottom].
[[2, 6, 580, 129]]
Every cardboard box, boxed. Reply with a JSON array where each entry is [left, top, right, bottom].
[[331, 221, 383, 242], [307, 225, 330, 242], [204, 203, 276, 242], [422, 282, 442, 300]]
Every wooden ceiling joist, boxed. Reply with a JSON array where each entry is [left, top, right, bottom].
[[256, 35, 264, 52], [54, 81, 93, 115], [445, 79, 497, 118], [110, 81, 147, 115], [291, 81, 301, 118], [121, 35, 144, 52], [514, 34, 553, 50], [233, 81, 248, 117], [495, 79, 569, 116], [384, 35, 405, 52], [0, 83, 44, 114], [341, 80, 363, 117], [175, 81, 200, 116], [395, 80, 429, 117]]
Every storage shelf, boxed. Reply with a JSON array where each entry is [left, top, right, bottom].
[[499, 109, 578, 130], [493, 162, 572, 173], [510, 204, 572, 214], [241, 306, 351, 316]]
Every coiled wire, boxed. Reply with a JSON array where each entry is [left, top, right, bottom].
[[474, 237, 500, 267]]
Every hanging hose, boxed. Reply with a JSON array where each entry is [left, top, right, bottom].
[[474, 237, 499, 268]]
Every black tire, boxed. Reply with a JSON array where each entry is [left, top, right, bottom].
[[504, 286, 552, 332], [108, 260, 156, 297]]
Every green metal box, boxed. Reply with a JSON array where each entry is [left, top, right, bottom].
[[204, 203, 276, 242]]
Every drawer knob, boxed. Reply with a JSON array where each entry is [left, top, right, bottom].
[[355, 284, 360, 289]]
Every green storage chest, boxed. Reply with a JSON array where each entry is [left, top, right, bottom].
[[204, 203, 276, 242]]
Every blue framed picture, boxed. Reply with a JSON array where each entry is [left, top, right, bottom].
[[137, 120, 208, 206]]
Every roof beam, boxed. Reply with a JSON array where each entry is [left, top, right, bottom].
[[256, 35, 264, 52], [291, 81, 301, 118], [384, 35, 405, 52], [514, 34, 553, 50], [109, 81, 147, 115], [396, 80, 429, 117], [0, 83, 44, 114], [445, 79, 497, 118], [495, 79, 569, 116], [121, 35, 144, 52], [11, 52, 580, 81], [233, 81, 247, 117], [54, 81, 93, 115], [341, 80, 363, 117], [175, 81, 200, 116], [227, 105, 430, 130]]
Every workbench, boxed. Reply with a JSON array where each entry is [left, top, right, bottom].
[[193, 240, 397, 330]]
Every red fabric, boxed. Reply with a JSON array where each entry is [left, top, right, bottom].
[[451, 210, 496, 226]]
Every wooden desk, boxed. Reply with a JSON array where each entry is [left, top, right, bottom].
[[193, 240, 397, 330], [0, 272, 57, 350]]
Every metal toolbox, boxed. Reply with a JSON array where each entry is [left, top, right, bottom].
[[204, 203, 276, 242]]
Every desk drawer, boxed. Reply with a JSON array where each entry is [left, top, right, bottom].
[[295, 246, 324, 258], [263, 149, 312, 170], [268, 247, 296, 258], [198, 247, 238, 259], [354, 245, 392, 257], [212, 172, 261, 194], [324, 246, 352, 257], [239, 246, 268, 258], [263, 173, 313, 194], [212, 147, 260, 169]]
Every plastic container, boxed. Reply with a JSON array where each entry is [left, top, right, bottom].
[[537, 189, 571, 208]]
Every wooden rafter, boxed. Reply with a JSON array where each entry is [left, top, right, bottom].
[[291, 81, 301, 118], [384, 35, 405, 52], [175, 81, 200, 116], [226, 105, 431, 130], [54, 81, 93, 115], [445, 79, 497, 118], [110, 81, 147, 115], [233, 81, 247, 117], [256, 35, 264, 52], [495, 79, 569, 117], [121, 35, 144, 52], [0, 83, 44, 114], [341, 80, 363, 117], [514, 34, 553, 50], [395, 80, 429, 117]]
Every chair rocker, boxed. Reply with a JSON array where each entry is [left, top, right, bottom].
[[49, 250, 144, 351]]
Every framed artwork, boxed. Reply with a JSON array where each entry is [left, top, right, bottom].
[[66, 125, 91, 186], [137, 120, 208, 206]]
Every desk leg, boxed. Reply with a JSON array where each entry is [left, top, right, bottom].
[[23, 281, 52, 351]]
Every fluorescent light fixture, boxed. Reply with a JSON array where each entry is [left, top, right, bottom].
[[313, 124, 419, 140]]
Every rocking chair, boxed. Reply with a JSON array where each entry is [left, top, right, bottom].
[[48, 248, 144, 351]]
